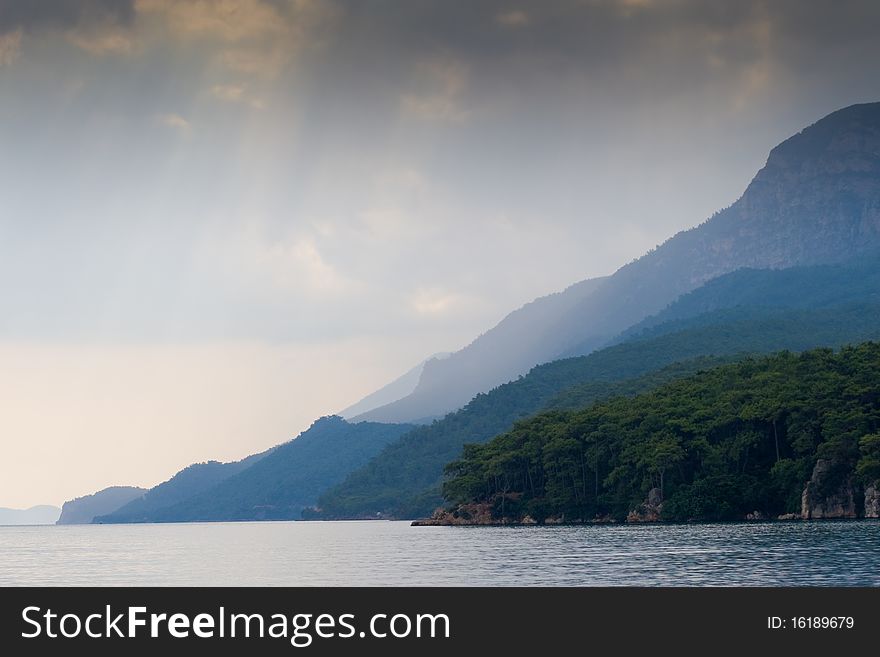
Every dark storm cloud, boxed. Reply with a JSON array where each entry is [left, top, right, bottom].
[[308, 0, 880, 70], [2, 0, 880, 344], [264, 0, 862, 143], [0, 0, 134, 33]]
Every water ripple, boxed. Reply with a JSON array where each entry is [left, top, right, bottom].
[[0, 520, 877, 586]]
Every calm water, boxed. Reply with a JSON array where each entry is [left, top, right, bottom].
[[1, 520, 878, 586]]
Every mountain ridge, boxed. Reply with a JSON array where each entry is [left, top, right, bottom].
[[56, 486, 147, 525], [0, 505, 61, 526], [362, 102, 880, 422], [317, 300, 880, 519], [95, 449, 272, 524], [96, 416, 414, 523], [342, 352, 450, 421], [354, 275, 609, 423]]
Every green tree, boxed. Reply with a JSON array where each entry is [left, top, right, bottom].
[[856, 433, 880, 484]]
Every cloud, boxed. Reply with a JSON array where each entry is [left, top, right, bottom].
[[616, 0, 655, 8], [136, 0, 336, 78], [400, 58, 470, 122], [220, 46, 289, 78], [195, 223, 361, 303], [496, 10, 529, 28], [210, 83, 265, 109], [409, 287, 471, 317], [0, 0, 135, 33], [211, 84, 245, 101], [0, 28, 20, 65], [400, 94, 469, 123], [134, 0, 286, 42], [265, 238, 354, 296], [5, 0, 880, 349], [0, 0, 135, 59], [66, 27, 133, 54], [158, 112, 190, 131]]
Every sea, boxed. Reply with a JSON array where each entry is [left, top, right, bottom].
[[1, 520, 878, 586]]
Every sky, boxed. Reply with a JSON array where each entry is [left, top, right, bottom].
[[1, 0, 879, 508]]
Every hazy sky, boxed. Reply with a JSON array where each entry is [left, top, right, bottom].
[[2, 0, 879, 508]]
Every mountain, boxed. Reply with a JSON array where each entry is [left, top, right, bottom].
[[97, 416, 413, 523], [94, 450, 271, 524], [0, 505, 60, 525], [352, 276, 608, 423], [315, 260, 880, 519], [615, 257, 880, 344], [56, 486, 147, 525], [341, 352, 450, 421], [442, 343, 880, 523], [317, 303, 880, 519], [362, 102, 880, 423]]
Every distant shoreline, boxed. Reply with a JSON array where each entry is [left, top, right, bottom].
[[411, 516, 880, 527]]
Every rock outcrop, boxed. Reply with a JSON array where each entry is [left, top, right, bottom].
[[865, 483, 880, 518], [410, 505, 616, 526], [626, 487, 663, 523], [411, 504, 499, 526], [801, 459, 857, 519]]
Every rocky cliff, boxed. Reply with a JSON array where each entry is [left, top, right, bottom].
[[864, 483, 880, 518], [626, 488, 664, 523], [800, 459, 858, 519]]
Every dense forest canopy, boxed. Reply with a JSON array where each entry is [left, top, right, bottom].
[[443, 344, 880, 523]]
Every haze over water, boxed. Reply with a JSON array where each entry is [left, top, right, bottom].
[[2, 521, 877, 587]]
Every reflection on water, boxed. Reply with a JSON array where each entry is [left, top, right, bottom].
[[1, 520, 877, 586]]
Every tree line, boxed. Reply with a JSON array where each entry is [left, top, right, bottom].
[[443, 343, 880, 522]]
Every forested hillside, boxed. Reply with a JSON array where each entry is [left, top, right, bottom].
[[96, 451, 271, 523], [617, 258, 880, 343], [316, 300, 880, 519], [442, 344, 880, 523], [101, 417, 414, 522]]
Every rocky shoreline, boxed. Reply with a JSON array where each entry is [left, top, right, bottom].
[[411, 510, 879, 527], [411, 517, 880, 526], [414, 460, 880, 526]]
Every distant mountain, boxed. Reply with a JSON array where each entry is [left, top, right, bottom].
[[616, 258, 880, 343], [318, 303, 880, 518], [56, 486, 147, 525], [0, 505, 60, 525], [99, 416, 413, 523], [341, 352, 450, 421], [95, 450, 271, 524], [363, 102, 880, 423], [316, 261, 880, 518], [353, 276, 608, 423]]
